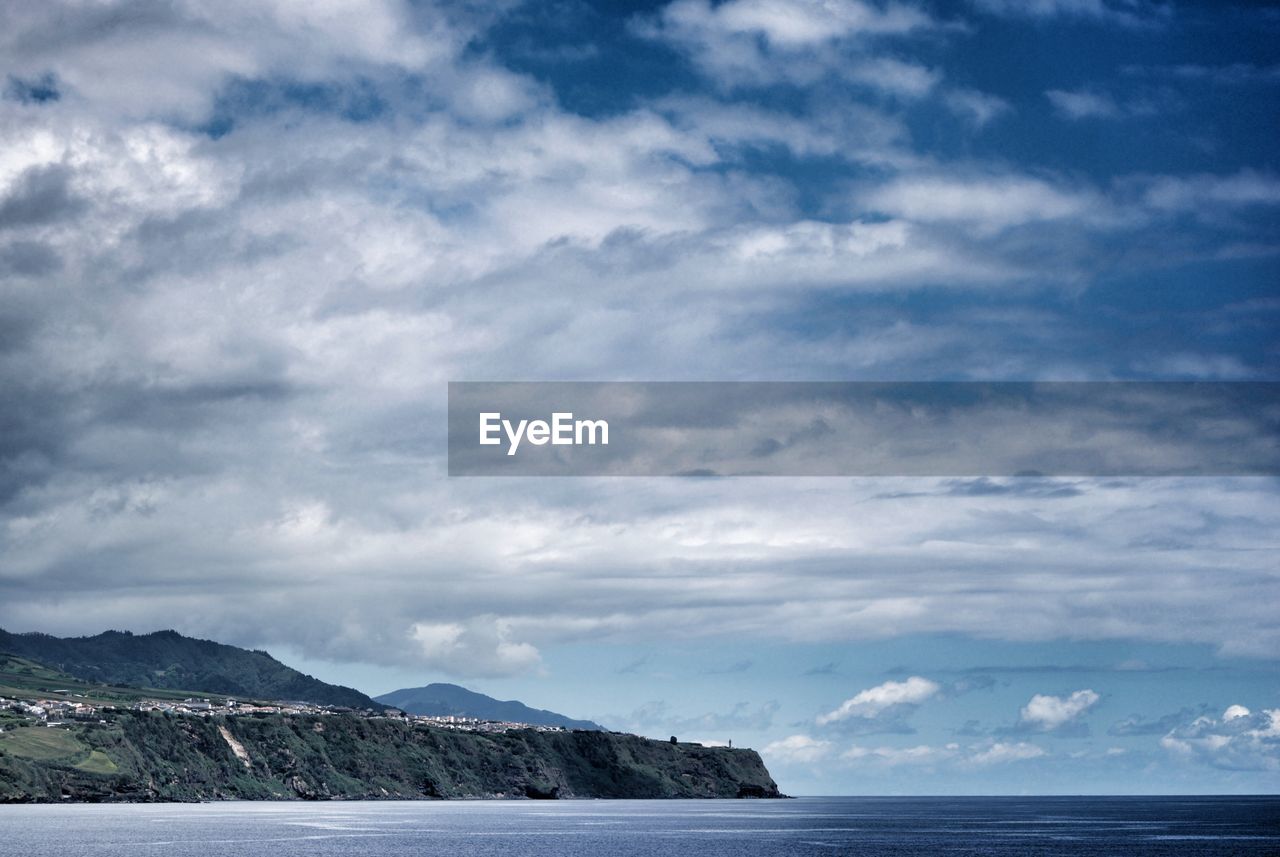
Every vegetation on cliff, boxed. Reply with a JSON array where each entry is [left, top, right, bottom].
[[0, 711, 781, 802]]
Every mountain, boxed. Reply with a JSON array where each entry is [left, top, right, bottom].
[[375, 683, 604, 731], [0, 628, 379, 709], [0, 709, 782, 802]]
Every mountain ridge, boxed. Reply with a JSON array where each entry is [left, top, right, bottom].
[[376, 683, 605, 731], [0, 627, 380, 710]]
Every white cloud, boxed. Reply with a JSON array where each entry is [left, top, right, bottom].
[[1019, 689, 1101, 731], [944, 88, 1011, 126], [840, 740, 1045, 767], [1140, 171, 1280, 212], [864, 174, 1110, 234], [662, 0, 931, 48], [1161, 706, 1280, 772], [641, 0, 938, 88], [0, 0, 458, 117], [1046, 89, 1121, 120], [850, 58, 940, 98], [408, 616, 541, 678], [764, 734, 834, 763], [817, 676, 940, 725], [968, 741, 1047, 765]]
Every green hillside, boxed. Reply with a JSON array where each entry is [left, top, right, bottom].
[[0, 629, 378, 709]]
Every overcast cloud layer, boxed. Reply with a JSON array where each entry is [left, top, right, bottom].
[[1, 0, 1277, 793]]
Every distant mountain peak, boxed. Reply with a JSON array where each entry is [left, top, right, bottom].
[[375, 683, 604, 731]]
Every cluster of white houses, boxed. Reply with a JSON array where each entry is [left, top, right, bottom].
[[1, 696, 105, 725], [1, 694, 566, 734]]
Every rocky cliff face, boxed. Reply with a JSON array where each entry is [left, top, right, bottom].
[[0, 711, 782, 802]]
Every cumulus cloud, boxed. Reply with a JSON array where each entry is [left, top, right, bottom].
[[816, 676, 940, 732], [1161, 705, 1280, 772], [1017, 689, 1100, 733], [408, 616, 541, 678], [763, 733, 834, 763]]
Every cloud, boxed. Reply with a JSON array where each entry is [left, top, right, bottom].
[[1108, 706, 1209, 736], [0, 0, 461, 117], [944, 88, 1011, 126], [849, 57, 940, 98], [1046, 89, 1121, 120], [616, 656, 649, 675], [971, 0, 1167, 27], [0, 0, 1278, 694], [1139, 170, 1280, 213], [1128, 63, 1280, 86], [612, 700, 781, 735], [816, 676, 940, 732], [1161, 705, 1280, 772], [843, 742, 954, 765], [839, 739, 1046, 767], [702, 658, 754, 674], [804, 661, 840, 676], [968, 741, 1047, 765], [1017, 689, 1100, 733], [763, 733, 834, 763], [408, 616, 542, 678], [639, 0, 938, 89], [863, 174, 1112, 235], [4, 72, 60, 105], [656, 0, 932, 49]]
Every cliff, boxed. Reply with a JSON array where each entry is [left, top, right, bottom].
[[0, 711, 782, 802]]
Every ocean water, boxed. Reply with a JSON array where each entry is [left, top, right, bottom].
[[0, 796, 1277, 856]]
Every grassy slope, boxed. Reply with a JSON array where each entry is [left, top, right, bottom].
[[0, 653, 239, 705]]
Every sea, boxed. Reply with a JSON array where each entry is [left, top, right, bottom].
[[0, 796, 1277, 855]]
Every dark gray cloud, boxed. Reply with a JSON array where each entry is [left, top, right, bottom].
[[0, 165, 83, 229], [4, 72, 60, 104], [0, 240, 61, 276]]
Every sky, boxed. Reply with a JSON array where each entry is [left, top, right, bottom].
[[0, 0, 1277, 795]]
